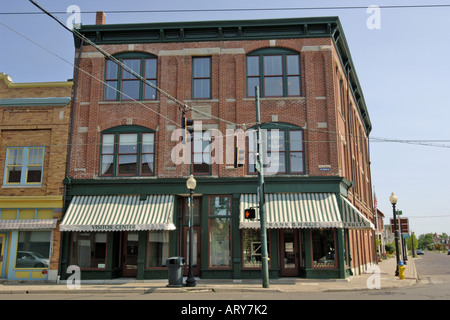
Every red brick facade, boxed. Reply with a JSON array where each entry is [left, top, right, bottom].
[[67, 16, 376, 277]]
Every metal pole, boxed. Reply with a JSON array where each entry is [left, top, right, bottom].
[[186, 189, 196, 287], [255, 86, 269, 288], [392, 204, 400, 276]]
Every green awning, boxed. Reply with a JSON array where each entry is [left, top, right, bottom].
[[240, 193, 343, 229], [60, 195, 175, 232], [341, 197, 375, 230]]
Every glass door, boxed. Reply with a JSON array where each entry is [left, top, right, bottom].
[[122, 232, 139, 277], [280, 229, 299, 276]]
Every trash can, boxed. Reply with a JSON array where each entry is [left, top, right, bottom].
[[166, 257, 185, 287]]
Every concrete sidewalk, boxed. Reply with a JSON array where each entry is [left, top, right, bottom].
[[0, 257, 418, 295]]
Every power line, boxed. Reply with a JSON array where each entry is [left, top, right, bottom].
[[3, 4, 450, 15]]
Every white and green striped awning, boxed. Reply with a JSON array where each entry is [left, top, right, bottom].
[[60, 195, 175, 232], [240, 193, 375, 230], [341, 196, 375, 230], [240, 193, 343, 229]]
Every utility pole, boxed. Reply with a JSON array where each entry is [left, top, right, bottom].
[[255, 86, 269, 288]]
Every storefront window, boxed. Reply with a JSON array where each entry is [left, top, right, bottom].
[[71, 232, 107, 269], [147, 231, 169, 268], [15, 231, 51, 268], [209, 196, 231, 268], [312, 229, 336, 268], [242, 229, 270, 268]]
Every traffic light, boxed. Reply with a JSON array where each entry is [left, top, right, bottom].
[[181, 113, 194, 143], [234, 147, 245, 168], [234, 133, 245, 168], [244, 208, 256, 220]]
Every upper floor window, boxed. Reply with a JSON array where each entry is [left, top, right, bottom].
[[192, 57, 211, 99], [100, 126, 155, 177], [192, 131, 211, 175], [105, 52, 157, 101], [4, 147, 45, 185], [247, 48, 301, 98], [247, 123, 304, 175]]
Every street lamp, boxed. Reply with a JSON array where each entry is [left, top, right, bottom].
[[390, 192, 400, 276], [186, 174, 197, 287]]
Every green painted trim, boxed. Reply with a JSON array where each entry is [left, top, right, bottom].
[[0, 97, 71, 107]]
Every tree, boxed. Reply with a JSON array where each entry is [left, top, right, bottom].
[[418, 233, 433, 250]]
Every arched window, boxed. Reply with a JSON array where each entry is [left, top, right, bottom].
[[247, 122, 305, 175], [100, 125, 155, 177], [104, 52, 158, 101], [247, 48, 301, 98]]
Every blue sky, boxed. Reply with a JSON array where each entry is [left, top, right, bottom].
[[1, 0, 449, 236]]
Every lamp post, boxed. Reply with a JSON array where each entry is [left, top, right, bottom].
[[390, 192, 400, 276], [186, 174, 197, 287]]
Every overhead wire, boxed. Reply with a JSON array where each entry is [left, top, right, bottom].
[[2, 2, 450, 150]]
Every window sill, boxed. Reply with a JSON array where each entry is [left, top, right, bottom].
[[2, 185, 42, 189]]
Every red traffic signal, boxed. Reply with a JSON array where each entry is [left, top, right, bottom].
[[244, 208, 256, 220]]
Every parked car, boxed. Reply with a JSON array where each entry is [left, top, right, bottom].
[[447, 249, 450, 255], [16, 251, 49, 268], [417, 249, 424, 255]]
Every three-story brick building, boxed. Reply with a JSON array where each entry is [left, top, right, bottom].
[[60, 14, 375, 280]]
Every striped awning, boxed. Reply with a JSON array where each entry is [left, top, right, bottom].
[[0, 219, 57, 230], [240, 193, 343, 229], [341, 197, 375, 230], [60, 195, 175, 232]]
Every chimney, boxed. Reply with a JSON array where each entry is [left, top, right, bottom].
[[96, 11, 106, 25]]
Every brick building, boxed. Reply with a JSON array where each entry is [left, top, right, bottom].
[[60, 14, 375, 280], [0, 73, 72, 280]]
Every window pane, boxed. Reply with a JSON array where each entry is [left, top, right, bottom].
[[119, 134, 137, 154], [210, 196, 231, 216], [101, 155, 114, 175], [28, 148, 44, 166], [16, 231, 51, 268], [106, 60, 118, 79], [6, 148, 23, 183], [71, 233, 107, 269], [247, 56, 260, 76], [148, 231, 169, 268], [193, 57, 210, 77], [193, 79, 210, 99], [141, 154, 154, 175], [122, 59, 140, 79], [247, 77, 260, 97], [266, 152, 285, 175], [26, 166, 42, 183], [290, 152, 304, 173], [287, 76, 300, 96], [242, 229, 270, 268], [7, 148, 23, 165], [289, 131, 303, 151], [102, 134, 114, 153], [264, 56, 282, 76], [209, 218, 231, 267], [264, 77, 283, 96], [105, 81, 118, 100], [122, 80, 140, 100], [118, 155, 137, 175], [7, 166, 22, 183], [142, 133, 154, 153], [145, 58, 157, 78], [312, 229, 336, 268], [144, 80, 157, 100], [267, 130, 285, 151], [286, 55, 300, 75]]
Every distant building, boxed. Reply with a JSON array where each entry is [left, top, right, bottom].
[[60, 13, 376, 280], [0, 73, 72, 280]]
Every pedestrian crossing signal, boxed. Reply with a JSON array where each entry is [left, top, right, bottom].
[[244, 208, 256, 220]]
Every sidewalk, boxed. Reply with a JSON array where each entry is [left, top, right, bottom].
[[0, 257, 418, 295]]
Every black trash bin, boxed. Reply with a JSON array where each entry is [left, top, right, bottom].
[[166, 257, 185, 287]]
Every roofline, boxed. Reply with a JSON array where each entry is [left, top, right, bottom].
[[0, 73, 73, 88]]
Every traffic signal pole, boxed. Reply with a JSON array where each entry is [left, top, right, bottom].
[[255, 86, 270, 288]]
